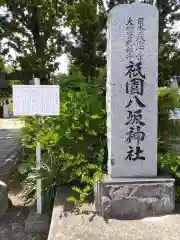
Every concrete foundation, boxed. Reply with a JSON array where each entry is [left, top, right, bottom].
[[94, 176, 175, 219]]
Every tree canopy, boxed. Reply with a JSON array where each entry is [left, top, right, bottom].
[[0, 0, 179, 85], [0, 0, 66, 84]]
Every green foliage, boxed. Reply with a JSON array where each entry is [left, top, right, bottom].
[[67, 149, 104, 205], [0, 57, 5, 70], [158, 86, 180, 154], [21, 152, 71, 209], [17, 72, 106, 209], [159, 154, 180, 178], [108, 0, 135, 10], [159, 154, 180, 201], [157, 0, 180, 86], [66, 0, 106, 80], [0, 0, 66, 83], [175, 186, 180, 202], [8, 80, 22, 85], [1, 0, 180, 87]]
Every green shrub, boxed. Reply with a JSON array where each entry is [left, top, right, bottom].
[[158, 86, 180, 154], [159, 154, 180, 201], [17, 71, 106, 209]]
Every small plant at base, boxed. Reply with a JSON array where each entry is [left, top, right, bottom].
[[36, 233, 41, 240], [67, 149, 104, 206], [159, 154, 180, 202], [175, 186, 180, 202]]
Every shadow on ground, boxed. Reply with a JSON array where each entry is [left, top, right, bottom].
[[48, 186, 180, 240]]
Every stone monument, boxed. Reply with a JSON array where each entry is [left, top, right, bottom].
[[94, 3, 175, 219]]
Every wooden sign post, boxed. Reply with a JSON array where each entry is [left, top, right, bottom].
[[34, 78, 42, 214]]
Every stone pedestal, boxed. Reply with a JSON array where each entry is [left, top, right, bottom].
[[94, 176, 175, 219]]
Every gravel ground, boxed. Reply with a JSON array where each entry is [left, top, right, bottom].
[[0, 119, 48, 240], [0, 173, 49, 240]]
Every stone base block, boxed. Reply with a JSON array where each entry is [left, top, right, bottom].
[[25, 211, 49, 233], [94, 176, 175, 219]]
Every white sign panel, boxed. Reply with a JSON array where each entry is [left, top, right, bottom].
[[13, 85, 60, 116], [107, 4, 159, 177]]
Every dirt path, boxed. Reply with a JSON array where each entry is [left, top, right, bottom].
[[0, 176, 48, 240], [0, 119, 48, 240]]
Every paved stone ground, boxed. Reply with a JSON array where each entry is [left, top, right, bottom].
[[0, 119, 48, 240], [0, 185, 48, 240], [0, 202, 37, 240], [48, 186, 180, 240], [0, 119, 23, 173], [0, 190, 47, 240]]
